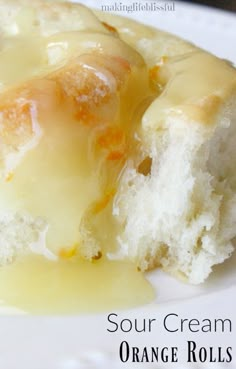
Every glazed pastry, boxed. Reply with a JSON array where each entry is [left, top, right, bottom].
[[0, 0, 235, 284]]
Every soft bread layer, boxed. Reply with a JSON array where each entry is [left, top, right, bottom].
[[111, 97, 236, 283], [0, 1, 235, 284], [97, 13, 236, 283]]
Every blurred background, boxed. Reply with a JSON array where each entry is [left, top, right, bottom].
[[179, 0, 236, 12]]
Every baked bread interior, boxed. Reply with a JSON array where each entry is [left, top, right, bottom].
[[0, 0, 235, 284]]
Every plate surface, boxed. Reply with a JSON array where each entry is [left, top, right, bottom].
[[0, 1, 235, 368]]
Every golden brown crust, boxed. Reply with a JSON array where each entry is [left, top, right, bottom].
[[0, 53, 129, 170]]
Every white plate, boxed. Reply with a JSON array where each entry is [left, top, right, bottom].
[[0, 2, 235, 368]]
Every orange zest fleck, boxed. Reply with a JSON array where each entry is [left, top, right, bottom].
[[98, 126, 124, 147], [102, 21, 118, 34], [93, 188, 116, 214], [149, 65, 160, 81], [149, 55, 168, 82], [106, 150, 124, 161], [74, 105, 96, 124], [112, 56, 131, 73], [97, 126, 126, 160], [59, 245, 77, 259], [20, 102, 31, 115]]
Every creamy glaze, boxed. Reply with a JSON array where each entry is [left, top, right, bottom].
[[0, 8, 157, 314], [0, 255, 154, 314], [0, 54, 152, 255], [144, 51, 236, 129], [0, 32, 144, 92]]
